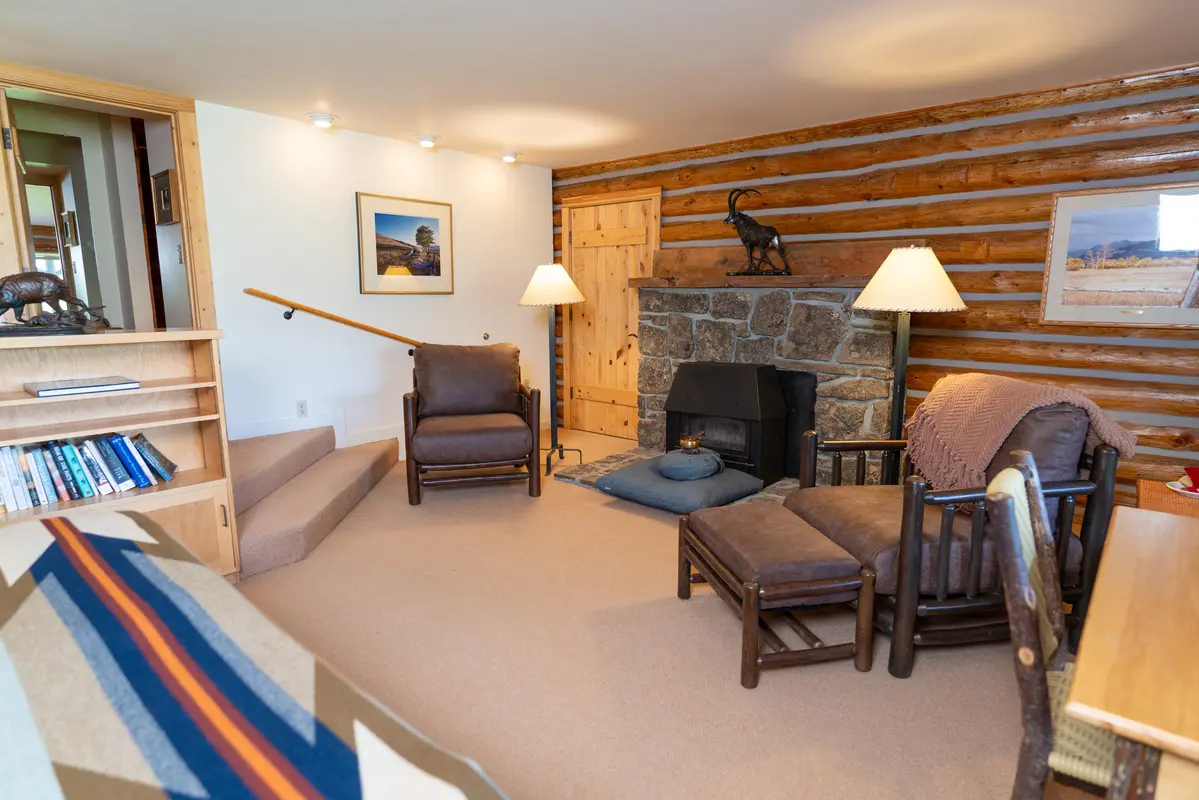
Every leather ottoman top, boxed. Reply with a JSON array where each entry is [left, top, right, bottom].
[[689, 503, 860, 586]]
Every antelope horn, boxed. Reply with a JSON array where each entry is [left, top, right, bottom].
[[727, 189, 743, 214]]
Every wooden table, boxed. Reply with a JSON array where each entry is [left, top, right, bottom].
[[1066, 506, 1199, 798], [1137, 479, 1199, 519]]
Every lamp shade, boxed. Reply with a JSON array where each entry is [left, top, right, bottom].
[[853, 247, 967, 312], [519, 263, 585, 306]]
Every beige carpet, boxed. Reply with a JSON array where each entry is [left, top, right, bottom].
[[239, 431, 1088, 800]]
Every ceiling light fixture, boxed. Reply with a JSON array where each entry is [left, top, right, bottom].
[[501, 152, 520, 164], [416, 134, 439, 149], [307, 112, 337, 129]]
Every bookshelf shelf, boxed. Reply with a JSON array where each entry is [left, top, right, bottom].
[[0, 378, 218, 409], [0, 409, 222, 449], [0, 330, 239, 577], [0, 466, 225, 524]]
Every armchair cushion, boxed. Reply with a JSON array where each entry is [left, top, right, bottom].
[[984, 403, 1089, 519], [414, 343, 522, 418], [783, 485, 1082, 594], [411, 413, 533, 465]]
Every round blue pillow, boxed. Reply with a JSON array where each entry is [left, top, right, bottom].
[[658, 448, 725, 481]]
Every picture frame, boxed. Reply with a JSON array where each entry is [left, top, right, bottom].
[[59, 210, 78, 246], [151, 169, 180, 225], [1041, 182, 1199, 328], [357, 193, 454, 295]]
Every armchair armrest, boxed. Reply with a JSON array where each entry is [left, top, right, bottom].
[[519, 383, 542, 452], [799, 430, 909, 488]]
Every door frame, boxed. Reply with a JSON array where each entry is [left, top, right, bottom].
[[559, 187, 661, 432], [0, 62, 217, 328]]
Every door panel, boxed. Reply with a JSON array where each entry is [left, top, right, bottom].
[[564, 190, 660, 439], [0, 90, 33, 275], [136, 484, 237, 575]]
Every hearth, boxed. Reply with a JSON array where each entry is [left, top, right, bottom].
[[665, 363, 815, 486]]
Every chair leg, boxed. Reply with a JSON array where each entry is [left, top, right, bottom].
[[889, 477, 926, 678], [528, 450, 542, 497], [741, 581, 762, 689], [854, 568, 876, 672], [406, 459, 422, 505], [678, 518, 692, 600]]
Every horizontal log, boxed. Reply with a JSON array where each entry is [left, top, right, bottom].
[[947, 270, 1044, 294], [909, 335, 1199, 378], [652, 239, 915, 280], [551, 64, 1199, 181], [1117, 454, 1197, 482], [632, 275, 870, 289], [661, 193, 1052, 242], [905, 363, 1199, 417], [663, 130, 1199, 216], [553, 95, 1199, 201], [912, 300, 1199, 340]]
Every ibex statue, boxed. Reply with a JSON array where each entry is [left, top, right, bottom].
[[724, 189, 791, 275]]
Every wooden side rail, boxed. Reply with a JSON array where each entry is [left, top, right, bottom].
[[244, 288, 423, 348]]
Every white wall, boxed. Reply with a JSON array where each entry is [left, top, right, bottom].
[[196, 102, 554, 451]]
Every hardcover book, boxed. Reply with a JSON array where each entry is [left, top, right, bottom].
[[41, 449, 71, 503], [122, 435, 158, 486], [109, 435, 151, 488], [6, 448, 31, 510], [76, 443, 114, 496], [82, 441, 120, 495], [95, 437, 136, 491], [17, 449, 40, 507], [61, 443, 95, 498], [48, 443, 81, 501], [30, 449, 57, 507], [0, 451, 19, 513], [23, 376, 140, 399], [133, 434, 177, 482]]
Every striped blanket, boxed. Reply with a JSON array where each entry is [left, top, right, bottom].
[[0, 511, 506, 799]]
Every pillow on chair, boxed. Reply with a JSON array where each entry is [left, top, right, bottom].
[[414, 343, 522, 417], [984, 403, 1089, 519]]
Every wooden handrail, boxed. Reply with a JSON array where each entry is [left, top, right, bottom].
[[244, 289, 423, 347]]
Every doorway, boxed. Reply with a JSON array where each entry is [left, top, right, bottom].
[[561, 189, 661, 440]]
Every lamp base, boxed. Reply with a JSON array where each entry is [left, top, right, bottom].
[[542, 444, 584, 476]]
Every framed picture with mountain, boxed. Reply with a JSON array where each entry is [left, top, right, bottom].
[[357, 193, 454, 295], [1042, 182, 1199, 328]]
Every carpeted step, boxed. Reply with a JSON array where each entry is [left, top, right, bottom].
[[230, 427, 335, 514], [237, 438, 398, 578]]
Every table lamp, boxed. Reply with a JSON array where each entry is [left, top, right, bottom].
[[853, 246, 966, 479], [520, 263, 586, 475]]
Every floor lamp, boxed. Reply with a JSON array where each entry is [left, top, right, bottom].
[[853, 246, 966, 484], [520, 264, 586, 475]]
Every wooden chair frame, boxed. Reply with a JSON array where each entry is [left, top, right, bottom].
[[797, 431, 1120, 678], [402, 383, 541, 505]]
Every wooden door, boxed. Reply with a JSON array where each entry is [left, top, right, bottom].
[[137, 483, 238, 576], [562, 189, 661, 439], [0, 89, 34, 274]]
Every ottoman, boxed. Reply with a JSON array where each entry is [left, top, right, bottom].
[[678, 503, 875, 688]]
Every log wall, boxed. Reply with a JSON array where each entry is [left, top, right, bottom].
[[552, 64, 1199, 506]]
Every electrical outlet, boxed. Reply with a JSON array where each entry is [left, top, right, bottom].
[[297, 400, 308, 418]]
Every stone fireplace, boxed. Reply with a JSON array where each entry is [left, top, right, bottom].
[[636, 287, 895, 452]]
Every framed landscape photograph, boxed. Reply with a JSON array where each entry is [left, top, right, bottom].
[[357, 193, 454, 295], [1041, 183, 1199, 328]]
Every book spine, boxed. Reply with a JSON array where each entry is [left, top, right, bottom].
[[95, 437, 136, 491], [0, 450, 18, 513], [22, 448, 47, 507], [17, 449, 41, 507], [42, 448, 71, 502], [122, 435, 158, 486], [7, 448, 31, 510], [76, 443, 114, 496], [47, 443, 81, 501], [133, 438, 175, 482], [83, 441, 119, 495], [30, 449, 53, 507], [31, 450, 59, 507], [110, 436, 151, 488], [61, 442, 94, 498]]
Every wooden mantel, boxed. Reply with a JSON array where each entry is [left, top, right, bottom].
[[633, 239, 923, 289]]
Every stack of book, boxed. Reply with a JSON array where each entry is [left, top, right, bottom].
[[0, 433, 178, 516]]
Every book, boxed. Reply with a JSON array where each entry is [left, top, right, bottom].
[[41, 448, 71, 503], [133, 434, 177, 482], [109, 435, 151, 488], [21, 448, 47, 507], [95, 437, 136, 492], [76, 442, 114, 496], [24, 376, 141, 399], [83, 441, 120, 495], [61, 442, 95, 498], [30, 449, 57, 507], [16, 449, 40, 507], [122, 435, 158, 486], [5, 448, 31, 510], [0, 452, 19, 514], [48, 442, 81, 501]]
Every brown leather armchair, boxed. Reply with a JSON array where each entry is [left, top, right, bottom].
[[402, 343, 541, 505]]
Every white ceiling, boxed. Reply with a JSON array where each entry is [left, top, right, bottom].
[[2, 0, 1197, 169]]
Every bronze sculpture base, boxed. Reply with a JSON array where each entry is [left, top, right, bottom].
[[725, 269, 792, 277]]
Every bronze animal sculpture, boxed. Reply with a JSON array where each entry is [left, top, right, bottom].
[[0, 272, 108, 330], [724, 189, 791, 276]]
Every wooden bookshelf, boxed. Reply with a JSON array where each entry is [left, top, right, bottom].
[[0, 329, 239, 576]]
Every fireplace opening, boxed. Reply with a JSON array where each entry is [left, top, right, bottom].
[[664, 363, 815, 486]]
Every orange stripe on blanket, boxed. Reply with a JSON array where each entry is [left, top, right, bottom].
[[44, 518, 320, 800]]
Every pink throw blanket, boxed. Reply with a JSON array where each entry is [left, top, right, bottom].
[[906, 373, 1137, 490]]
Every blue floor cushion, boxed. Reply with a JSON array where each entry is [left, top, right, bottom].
[[659, 448, 725, 481], [595, 456, 763, 514]]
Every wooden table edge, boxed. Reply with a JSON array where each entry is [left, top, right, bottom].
[[1065, 700, 1199, 763]]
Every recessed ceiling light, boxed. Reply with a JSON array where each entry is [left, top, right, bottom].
[[416, 134, 439, 149], [501, 152, 520, 163], [307, 112, 337, 129]]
